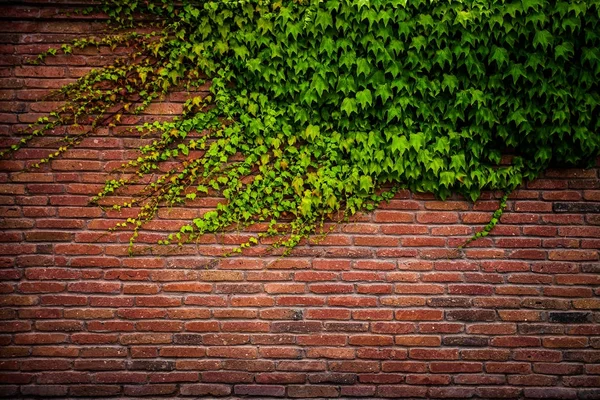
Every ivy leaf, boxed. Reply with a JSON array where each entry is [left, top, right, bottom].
[[555, 42, 574, 60], [490, 46, 509, 68], [440, 171, 456, 187], [429, 157, 444, 174], [356, 0, 370, 10], [441, 74, 459, 93], [311, 75, 327, 97], [359, 175, 373, 193], [451, 153, 466, 171], [188, 7, 200, 19], [521, 0, 542, 12], [340, 51, 357, 69], [434, 48, 453, 68], [286, 22, 302, 40], [410, 35, 427, 52], [315, 11, 333, 30], [356, 89, 373, 109], [533, 30, 553, 50], [341, 97, 358, 116], [305, 124, 320, 141], [391, 135, 409, 155], [375, 84, 393, 104], [356, 58, 371, 77], [320, 37, 336, 56], [388, 40, 404, 56], [507, 64, 526, 84], [300, 196, 312, 216], [387, 106, 402, 122], [336, 75, 356, 95], [508, 109, 528, 127], [409, 133, 425, 152]]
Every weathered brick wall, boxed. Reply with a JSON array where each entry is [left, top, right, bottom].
[[1, 2, 600, 398]]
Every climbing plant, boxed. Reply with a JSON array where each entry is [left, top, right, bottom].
[[4, 0, 600, 253]]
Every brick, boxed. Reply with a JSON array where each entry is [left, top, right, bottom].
[[513, 350, 562, 362], [377, 385, 428, 398], [255, 373, 306, 384], [306, 347, 355, 359], [349, 335, 394, 346], [554, 202, 600, 213], [417, 212, 459, 223], [69, 385, 122, 397], [442, 336, 488, 347], [446, 309, 496, 321], [277, 361, 326, 372], [533, 362, 583, 375], [419, 323, 464, 334], [461, 349, 510, 361], [523, 388, 577, 399], [74, 360, 125, 371], [409, 349, 458, 360], [395, 309, 443, 321], [357, 348, 407, 360], [234, 385, 285, 397], [288, 385, 339, 398], [486, 362, 531, 374], [498, 310, 541, 321], [395, 336, 441, 347], [508, 374, 559, 386], [123, 384, 177, 396], [38, 372, 90, 384], [429, 387, 475, 398], [548, 312, 591, 323], [206, 347, 257, 359], [180, 384, 232, 396], [491, 336, 541, 347], [542, 337, 587, 348], [353, 309, 394, 320], [20, 385, 69, 397], [120, 333, 172, 345]]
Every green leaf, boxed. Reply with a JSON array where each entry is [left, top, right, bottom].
[[409, 133, 426, 152], [305, 124, 320, 141], [441, 74, 459, 93], [341, 97, 358, 116], [555, 42, 574, 60], [359, 175, 373, 193], [356, 58, 371, 77], [300, 196, 312, 216], [490, 46, 509, 68], [440, 171, 455, 187], [533, 30, 553, 50], [391, 135, 409, 155], [410, 35, 427, 52], [315, 10, 333, 30], [356, 89, 373, 109], [311, 75, 327, 97], [375, 84, 393, 104]]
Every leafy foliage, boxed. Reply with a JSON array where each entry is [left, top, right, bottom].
[[5, 0, 600, 254]]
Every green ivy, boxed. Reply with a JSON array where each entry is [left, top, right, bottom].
[[5, 0, 600, 254]]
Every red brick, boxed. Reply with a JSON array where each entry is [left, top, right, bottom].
[[180, 384, 231, 396], [395, 310, 443, 321], [377, 385, 428, 398], [288, 385, 339, 398], [306, 347, 356, 359]]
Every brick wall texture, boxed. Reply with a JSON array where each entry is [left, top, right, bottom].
[[1, 2, 600, 399]]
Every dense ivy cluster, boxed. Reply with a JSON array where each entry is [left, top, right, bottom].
[[6, 0, 600, 253]]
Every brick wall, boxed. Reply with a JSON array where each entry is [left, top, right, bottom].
[[1, 2, 600, 398]]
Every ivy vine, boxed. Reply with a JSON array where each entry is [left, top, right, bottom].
[[5, 0, 600, 254]]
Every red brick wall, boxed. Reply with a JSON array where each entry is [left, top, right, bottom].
[[1, 2, 600, 398]]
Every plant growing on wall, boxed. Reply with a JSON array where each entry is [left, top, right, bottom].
[[4, 0, 600, 254]]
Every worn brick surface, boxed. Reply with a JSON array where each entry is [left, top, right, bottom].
[[0, 3, 600, 398]]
